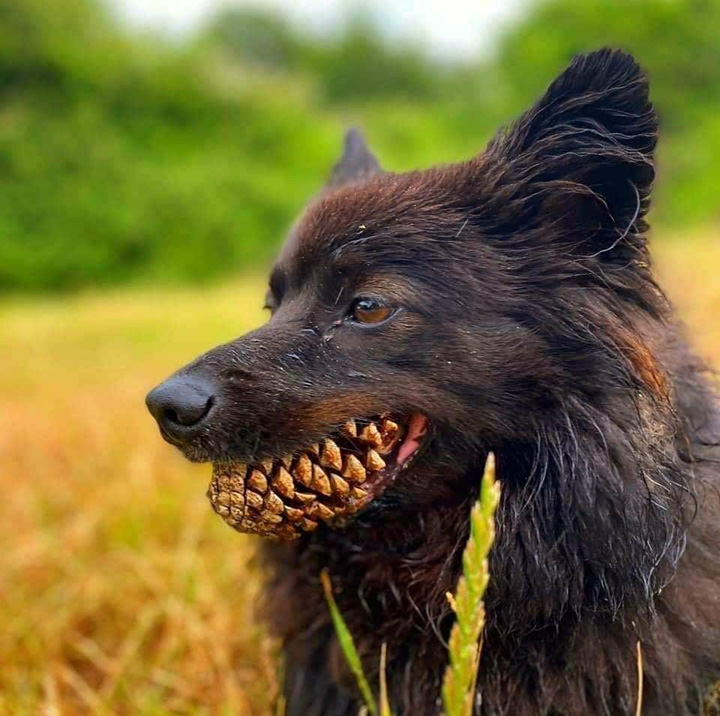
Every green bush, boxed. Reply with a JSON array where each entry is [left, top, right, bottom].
[[0, 0, 718, 292]]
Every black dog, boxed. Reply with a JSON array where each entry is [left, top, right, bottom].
[[147, 49, 720, 715]]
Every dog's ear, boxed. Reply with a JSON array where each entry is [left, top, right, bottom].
[[484, 49, 657, 254], [326, 128, 382, 189]]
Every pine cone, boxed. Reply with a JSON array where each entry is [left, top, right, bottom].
[[207, 418, 403, 540]]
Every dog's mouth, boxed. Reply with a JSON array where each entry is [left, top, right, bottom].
[[207, 413, 429, 540]]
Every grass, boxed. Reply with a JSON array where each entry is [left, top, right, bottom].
[[0, 229, 718, 715], [441, 454, 500, 716], [321, 570, 380, 716], [321, 454, 500, 716]]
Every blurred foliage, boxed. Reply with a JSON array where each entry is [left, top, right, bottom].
[[0, 0, 719, 292]]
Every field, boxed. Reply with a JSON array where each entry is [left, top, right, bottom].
[[1, 231, 719, 716]]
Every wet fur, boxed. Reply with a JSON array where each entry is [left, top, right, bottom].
[[165, 50, 720, 714]]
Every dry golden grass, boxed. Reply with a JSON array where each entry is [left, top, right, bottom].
[[1, 230, 718, 716]]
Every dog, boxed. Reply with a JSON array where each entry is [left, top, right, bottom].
[[147, 49, 720, 715]]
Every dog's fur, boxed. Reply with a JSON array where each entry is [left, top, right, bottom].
[[156, 50, 720, 714]]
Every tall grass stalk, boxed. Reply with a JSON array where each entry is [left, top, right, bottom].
[[320, 570, 380, 716], [379, 643, 393, 716], [441, 453, 500, 716], [321, 453, 500, 716], [635, 641, 643, 716]]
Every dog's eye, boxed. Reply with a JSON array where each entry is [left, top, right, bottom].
[[350, 297, 393, 325]]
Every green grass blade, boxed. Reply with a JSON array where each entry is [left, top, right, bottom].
[[321, 570, 379, 716], [442, 452, 501, 716]]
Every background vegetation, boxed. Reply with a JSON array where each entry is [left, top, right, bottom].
[[1, 1, 719, 714], [1, 0, 719, 292]]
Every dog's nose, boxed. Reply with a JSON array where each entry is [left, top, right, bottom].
[[146, 376, 216, 441]]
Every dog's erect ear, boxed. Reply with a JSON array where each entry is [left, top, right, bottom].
[[485, 49, 658, 254], [326, 128, 382, 189]]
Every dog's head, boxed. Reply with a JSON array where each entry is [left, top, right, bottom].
[[147, 49, 661, 540]]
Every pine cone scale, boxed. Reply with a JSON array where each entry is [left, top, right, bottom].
[[207, 418, 407, 539]]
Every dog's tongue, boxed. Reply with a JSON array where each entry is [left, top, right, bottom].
[[397, 413, 428, 466]]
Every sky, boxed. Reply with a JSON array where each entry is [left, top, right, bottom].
[[107, 0, 529, 59]]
